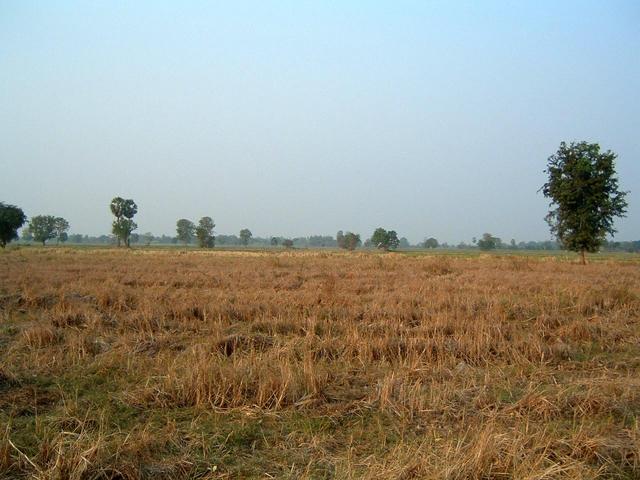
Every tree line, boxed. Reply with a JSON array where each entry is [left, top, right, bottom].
[[0, 142, 631, 262]]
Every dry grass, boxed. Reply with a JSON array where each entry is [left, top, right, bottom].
[[1, 247, 639, 479]]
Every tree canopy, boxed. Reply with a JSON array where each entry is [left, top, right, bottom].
[[424, 237, 439, 249], [29, 215, 58, 246], [54, 217, 70, 244], [542, 141, 628, 264], [110, 197, 138, 247], [337, 231, 361, 250], [371, 228, 400, 251], [239, 228, 252, 246], [477, 233, 499, 251], [0, 202, 26, 248], [196, 217, 215, 248], [176, 219, 196, 245]]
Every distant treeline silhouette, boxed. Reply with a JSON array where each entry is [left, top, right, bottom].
[[13, 231, 640, 252]]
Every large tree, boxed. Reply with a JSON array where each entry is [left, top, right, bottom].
[[542, 141, 628, 264], [0, 202, 26, 248], [196, 217, 215, 248], [110, 197, 138, 247], [176, 219, 196, 246], [239, 228, 252, 246], [29, 215, 58, 246], [371, 228, 400, 251]]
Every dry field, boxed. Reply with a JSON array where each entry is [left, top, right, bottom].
[[1, 248, 639, 479]]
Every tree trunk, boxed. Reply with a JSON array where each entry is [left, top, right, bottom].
[[580, 249, 586, 265]]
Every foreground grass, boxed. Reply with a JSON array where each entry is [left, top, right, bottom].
[[1, 248, 639, 479]]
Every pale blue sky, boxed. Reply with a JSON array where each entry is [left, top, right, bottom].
[[1, 1, 638, 243]]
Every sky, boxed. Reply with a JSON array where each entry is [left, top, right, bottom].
[[1, 1, 639, 244]]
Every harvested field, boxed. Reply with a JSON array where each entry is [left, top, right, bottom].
[[1, 248, 639, 479]]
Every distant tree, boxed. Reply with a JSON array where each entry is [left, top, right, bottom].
[[424, 237, 439, 249], [399, 237, 410, 249], [270, 237, 279, 246], [371, 228, 400, 251], [282, 238, 294, 248], [142, 232, 154, 246], [387, 231, 400, 250], [21, 227, 33, 242], [69, 233, 84, 244], [371, 228, 387, 250], [541, 141, 628, 264], [338, 232, 361, 251], [110, 197, 138, 247], [217, 235, 241, 246], [477, 233, 499, 251], [336, 230, 345, 249], [29, 215, 58, 246], [239, 228, 252, 246], [54, 217, 70, 244], [129, 233, 140, 244], [196, 217, 215, 248], [0, 202, 27, 248], [510, 239, 517, 249], [176, 219, 196, 246]]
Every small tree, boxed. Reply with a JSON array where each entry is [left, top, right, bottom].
[[29, 215, 58, 246], [196, 217, 215, 248], [337, 232, 360, 251], [54, 217, 70, 244], [142, 232, 154, 246], [542, 141, 628, 264], [282, 239, 294, 248], [239, 228, 252, 246], [270, 237, 279, 246], [176, 219, 196, 246], [477, 233, 499, 251], [110, 197, 138, 247], [0, 202, 26, 248], [371, 228, 400, 251], [423, 237, 439, 249]]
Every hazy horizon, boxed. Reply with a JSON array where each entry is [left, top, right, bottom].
[[1, 1, 638, 244]]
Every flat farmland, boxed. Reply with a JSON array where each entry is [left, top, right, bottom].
[[1, 248, 639, 479]]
